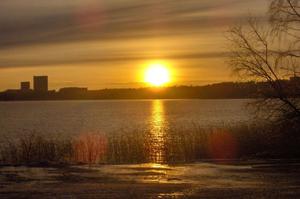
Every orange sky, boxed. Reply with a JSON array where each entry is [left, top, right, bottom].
[[0, 0, 268, 91]]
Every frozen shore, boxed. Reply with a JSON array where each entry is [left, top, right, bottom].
[[1, 162, 300, 198]]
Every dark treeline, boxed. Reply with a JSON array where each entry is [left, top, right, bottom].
[[0, 80, 299, 101]]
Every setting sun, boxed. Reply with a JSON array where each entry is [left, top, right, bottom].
[[144, 63, 171, 86]]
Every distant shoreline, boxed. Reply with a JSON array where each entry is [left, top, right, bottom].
[[0, 96, 258, 101], [0, 97, 256, 102], [0, 81, 298, 101]]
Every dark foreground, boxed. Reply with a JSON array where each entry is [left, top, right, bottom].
[[1, 162, 300, 199]]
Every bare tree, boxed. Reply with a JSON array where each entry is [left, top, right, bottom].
[[227, 0, 300, 123], [270, 0, 300, 62]]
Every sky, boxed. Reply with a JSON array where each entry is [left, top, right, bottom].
[[0, 0, 268, 91]]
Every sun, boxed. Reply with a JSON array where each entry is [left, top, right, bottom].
[[144, 63, 171, 86]]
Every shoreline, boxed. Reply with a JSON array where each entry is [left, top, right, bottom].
[[1, 161, 300, 198], [0, 98, 256, 102]]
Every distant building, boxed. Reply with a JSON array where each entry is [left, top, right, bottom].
[[20, 81, 30, 91], [33, 76, 48, 92], [4, 89, 20, 94], [59, 87, 88, 94]]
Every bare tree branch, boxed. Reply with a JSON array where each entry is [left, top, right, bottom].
[[227, 1, 300, 123]]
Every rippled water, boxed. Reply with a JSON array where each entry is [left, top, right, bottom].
[[0, 99, 255, 164], [0, 99, 252, 136], [0, 99, 252, 135]]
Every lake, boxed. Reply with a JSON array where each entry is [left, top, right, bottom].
[[0, 99, 253, 138]]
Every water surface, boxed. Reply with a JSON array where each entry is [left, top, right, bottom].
[[0, 99, 252, 137], [0, 99, 256, 163]]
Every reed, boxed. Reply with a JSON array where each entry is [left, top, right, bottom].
[[0, 122, 299, 166]]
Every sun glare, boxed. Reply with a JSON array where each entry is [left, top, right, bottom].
[[145, 63, 171, 86]]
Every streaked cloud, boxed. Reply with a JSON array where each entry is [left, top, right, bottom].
[[0, 0, 268, 89]]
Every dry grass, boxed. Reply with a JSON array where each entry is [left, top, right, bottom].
[[0, 133, 72, 166], [72, 133, 107, 164], [0, 123, 299, 166]]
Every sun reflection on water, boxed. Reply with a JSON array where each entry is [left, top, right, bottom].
[[148, 100, 168, 163]]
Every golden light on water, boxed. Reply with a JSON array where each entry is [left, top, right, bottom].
[[144, 62, 171, 87], [148, 100, 167, 163]]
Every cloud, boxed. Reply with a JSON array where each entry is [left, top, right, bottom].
[[0, 51, 231, 68], [0, 0, 267, 68]]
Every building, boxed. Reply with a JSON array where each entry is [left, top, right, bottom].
[[33, 76, 48, 92], [59, 87, 88, 94], [20, 81, 30, 91]]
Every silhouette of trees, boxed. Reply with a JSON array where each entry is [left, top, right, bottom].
[[227, 0, 300, 123]]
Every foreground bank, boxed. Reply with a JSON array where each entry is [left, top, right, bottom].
[[1, 162, 300, 198]]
